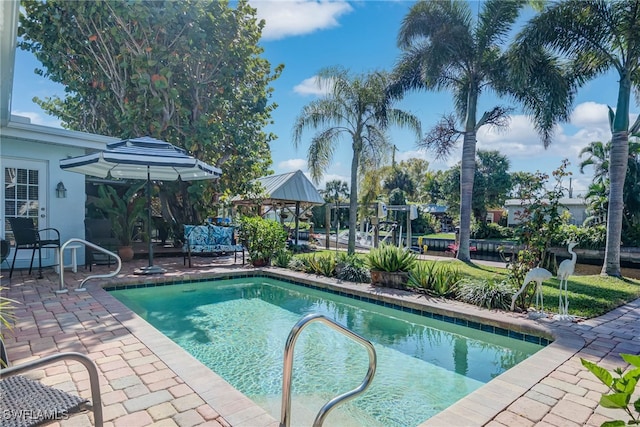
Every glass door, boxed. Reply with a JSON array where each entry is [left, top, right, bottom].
[[2, 158, 48, 261]]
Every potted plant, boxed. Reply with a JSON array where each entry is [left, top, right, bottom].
[[237, 216, 288, 266], [367, 243, 417, 289], [89, 183, 146, 261]]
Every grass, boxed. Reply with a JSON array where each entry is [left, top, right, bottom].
[[421, 233, 456, 239], [296, 249, 640, 319]]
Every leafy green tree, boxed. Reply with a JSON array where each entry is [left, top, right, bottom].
[[293, 66, 422, 255], [510, 0, 640, 277], [438, 150, 511, 224], [476, 150, 512, 214], [18, 0, 281, 225], [398, 158, 431, 202], [389, 0, 525, 262], [383, 168, 416, 197]]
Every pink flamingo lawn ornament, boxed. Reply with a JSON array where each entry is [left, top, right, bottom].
[[511, 267, 553, 319], [555, 242, 578, 321]]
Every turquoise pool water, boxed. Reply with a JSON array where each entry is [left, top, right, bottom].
[[110, 277, 544, 426]]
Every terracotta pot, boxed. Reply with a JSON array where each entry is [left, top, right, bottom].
[[370, 270, 410, 289], [118, 246, 135, 262], [251, 258, 269, 267]]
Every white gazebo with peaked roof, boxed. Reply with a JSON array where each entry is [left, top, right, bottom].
[[232, 170, 325, 244]]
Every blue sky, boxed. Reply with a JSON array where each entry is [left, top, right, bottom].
[[11, 0, 639, 196]]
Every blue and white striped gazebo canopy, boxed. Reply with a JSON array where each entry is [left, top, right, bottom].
[[60, 136, 221, 181]]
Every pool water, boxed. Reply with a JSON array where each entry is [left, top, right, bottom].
[[110, 277, 544, 426]]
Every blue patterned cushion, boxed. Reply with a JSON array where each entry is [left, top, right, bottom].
[[209, 225, 233, 246], [184, 225, 241, 254]]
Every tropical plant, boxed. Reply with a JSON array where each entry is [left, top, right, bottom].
[[510, 0, 640, 277], [18, 0, 280, 224], [287, 257, 307, 272], [89, 183, 146, 246], [273, 249, 293, 268], [389, 0, 525, 262], [305, 254, 337, 277], [237, 216, 287, 265], [456, 278, 515, 310], [367, 244, 417, 272], [336, 253, 370, 283], [293, 66, 422, 255], [408, 262, 461, 297], [0, 287, 18, 367], [581, 354, 640, 426]]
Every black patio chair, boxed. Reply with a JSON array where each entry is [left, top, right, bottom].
[[84, 218, 119, 271], [0, 338, 103, 427], [7, 217, 60, 279]]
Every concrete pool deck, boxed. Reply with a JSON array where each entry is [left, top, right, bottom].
[[1, 255, 638, 427]]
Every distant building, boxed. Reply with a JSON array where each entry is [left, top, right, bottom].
[[504, 198, 588, 226]]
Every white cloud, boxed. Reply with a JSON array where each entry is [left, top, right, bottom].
[[570, 101, 610, 129], [251, 0, 353, 41], [293, 75, 333, 96], [278, 158, 307, 171]]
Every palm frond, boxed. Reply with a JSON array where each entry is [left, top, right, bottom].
[[476, 0, 526, 52], [307, 128, 342, 184]]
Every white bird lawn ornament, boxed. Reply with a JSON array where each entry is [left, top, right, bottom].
[[511, 267, 553, 318], [555, 242, 578, 321]]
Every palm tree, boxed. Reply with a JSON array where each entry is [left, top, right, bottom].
[[579, 141, 610, 187], [389, 0, 525, 262], [511, 0, 640, 277], [293, 67, 422, 255], [322, 179, 349, 229]]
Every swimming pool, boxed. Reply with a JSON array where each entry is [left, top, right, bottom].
[[110, 276, 545, 426]]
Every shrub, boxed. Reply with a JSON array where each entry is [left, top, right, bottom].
[[471, 222, 514, 240], [367, 244, 417, 272], [456, 279, 514, 310], [238, 216, 288, 264], [338, 264, 371, 283], [407, 262, 461, 297], [273, 249, 293, 268], [555, 224, 606, 249], [306, 254, 337, 277], [287, 257, 307, 272], [336, 253, 370, 283], [581, 354, 640, 426]]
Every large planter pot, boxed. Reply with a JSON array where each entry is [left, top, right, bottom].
[[251, 258, 269, 267], [370, 270, 410, 289], [118, 246, 135, 262]]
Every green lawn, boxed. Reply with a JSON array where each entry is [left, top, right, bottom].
[[296, 250, 640, 319]]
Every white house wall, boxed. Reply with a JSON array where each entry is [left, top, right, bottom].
[[1, 135, 90, 269]]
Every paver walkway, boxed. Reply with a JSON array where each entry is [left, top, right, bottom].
[[1, 255, 638, 427]]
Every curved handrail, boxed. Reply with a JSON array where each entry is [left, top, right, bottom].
[[280, 313, 377, 427], [58, 238, 121, 293]]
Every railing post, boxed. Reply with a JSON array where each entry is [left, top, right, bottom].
[[280, 313, 376, 427]]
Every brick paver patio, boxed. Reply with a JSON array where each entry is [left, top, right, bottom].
[[1, 254, 638, 426]]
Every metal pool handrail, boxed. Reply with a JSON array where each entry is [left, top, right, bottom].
[[57, 238, 121, 293], [280, 313, 377, 427]]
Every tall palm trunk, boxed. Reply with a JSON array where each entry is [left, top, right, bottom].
[[458, 89, 478, 262], [601, 75, 631, 277], [458, 132, 477, 262], [348, 141, 362, 255]]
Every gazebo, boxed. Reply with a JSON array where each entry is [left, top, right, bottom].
[[231, 170, 325, 245]]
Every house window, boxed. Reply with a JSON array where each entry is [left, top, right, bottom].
[[4, 167, 40, 245]]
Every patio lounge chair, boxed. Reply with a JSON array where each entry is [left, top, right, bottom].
[[0, 339, 103, 427]]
